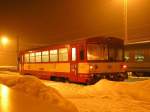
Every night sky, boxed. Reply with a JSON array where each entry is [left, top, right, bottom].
[[0, 0, 150, 50]]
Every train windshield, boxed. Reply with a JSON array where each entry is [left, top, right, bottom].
[[87, 43, 123, 61], [108, 47, 123, 61], [87, 44, 108, 60]]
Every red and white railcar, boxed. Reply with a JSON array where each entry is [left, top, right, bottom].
[[19, 36, 127, 84]]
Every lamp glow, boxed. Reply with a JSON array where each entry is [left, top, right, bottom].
[[1, 36, 9, 45]]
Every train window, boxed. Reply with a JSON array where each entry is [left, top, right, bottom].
[[87, 44, 108, 60], [59, 48, 68, 61], [117, 48, 123, 61], [72, 48, 76, 61], [30, 53, 35, 62], [79, 48, 84, 60], [124, 51, 130, 61], [135, 55, 144, 62], [109, 47, 123, 61], [42, 51, 49, 62], [24, 54, 29, 63], [35, 52, 41, 62], [135, 50, 144, 62], [50, 50, 58, 62], [144, 48, 150, 62]]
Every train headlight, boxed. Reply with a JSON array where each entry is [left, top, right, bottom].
[[89, 65, 94, 71], [122, 64, 127, 69], [89, 64, 98, 71]]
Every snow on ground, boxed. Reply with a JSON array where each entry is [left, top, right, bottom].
[[0, 74, 78, 112], [68, 80, 150, 112], [0, 71, 21, 86], [126, 75, 150, 82], [43, 79, 150, 112], [0, 72, 150, 112]]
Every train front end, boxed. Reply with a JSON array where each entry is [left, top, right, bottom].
[[78, 37, 127, 84]]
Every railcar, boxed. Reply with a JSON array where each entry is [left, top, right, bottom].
[[125, 41, 150, 77], [19, 36, 127, 84]]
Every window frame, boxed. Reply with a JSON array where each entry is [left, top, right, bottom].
[[59, 48, 69, 62], [35, 52, 42, 63], [24, 53, 30, 63], [50, 49, 58, 62], [41, 51, 49, 63], [87, 43, 108, 61], [29, 52, 35, 63]]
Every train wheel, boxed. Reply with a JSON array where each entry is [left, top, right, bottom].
[[118, 74, 125, 81], [113, 74, 125, 81], [50, 76, 57, 81], [50, 76, 68, 82], [60, 77, 67, 82], [135, 72, 144, 77], [118, 77, 125, 81]]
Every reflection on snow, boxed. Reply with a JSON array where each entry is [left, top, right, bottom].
[[0, 85, 10, 112]]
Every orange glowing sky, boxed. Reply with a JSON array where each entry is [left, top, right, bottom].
[[0, 0, 149, 50]]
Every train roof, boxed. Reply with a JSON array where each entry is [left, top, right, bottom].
[[125, 40, 150, 48], [125, 40, 150, 45], [21, 36, 123, 53]]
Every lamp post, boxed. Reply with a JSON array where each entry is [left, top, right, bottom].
[[1, 35, 20, 71], [16, 36, 20, 72], [124, 0, 128, 44]]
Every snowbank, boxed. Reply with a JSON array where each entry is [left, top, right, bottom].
[[93, 79, 150, 101], [0, 75, 78, 112], [68, 79, 150, 112], [0, 74, 21, 86], [69, 79, 150, 101], [43, 78, 150, 112]]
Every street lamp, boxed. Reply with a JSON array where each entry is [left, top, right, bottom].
[[1, 35, 20, 71], [1, 36, 9, 46], [124, 0, 128, 44]]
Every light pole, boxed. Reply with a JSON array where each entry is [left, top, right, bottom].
[[124, 0, 128, 44], [1, 35, 20, 71], [16, 36, 20, 72]]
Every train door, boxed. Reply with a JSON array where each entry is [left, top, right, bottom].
[[70, 45, 78, 82], [17, 55, 23, 72], [19, 55, 24, 73]]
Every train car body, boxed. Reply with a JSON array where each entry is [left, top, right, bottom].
[[19, 36, 127, 84], [125, 41, 150, 76]]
